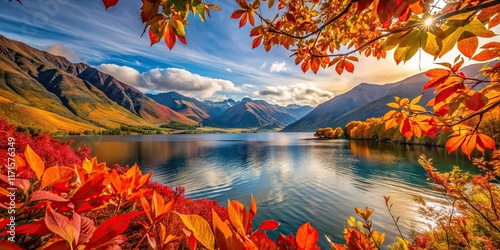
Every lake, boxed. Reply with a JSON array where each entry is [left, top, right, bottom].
[[58, 132, 476, 248]]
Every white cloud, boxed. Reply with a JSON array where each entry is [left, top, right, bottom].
[[253, 83, 334, 107], [97, 64, 141, 85], [45, 44, 80, 61], [260, 62, 267, 69], [97, 64, 243, 99], [225, 68, 232, 73], [269, 61, 289, 73]]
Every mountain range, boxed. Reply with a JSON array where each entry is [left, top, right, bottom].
[[0, 35, 312, 132]]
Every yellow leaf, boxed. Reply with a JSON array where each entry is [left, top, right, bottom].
[[176, 213, 215, 250], [170, 18, 185, 37]]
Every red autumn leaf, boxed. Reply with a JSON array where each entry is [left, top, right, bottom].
[[296, 222, 319, 250], [0, 219, 51, 236], [435, 85, 458, 104], [277, 233, 297, 249], [465, 92, 485, 111], [85, 211, 144, 249], [102, 0, 118, 9], [231, 9, 246, 19], [149, 29, 161, 46], [250, 231, 277, 250], [188, 233, 197, 250], [178, 35, 187, 45], [258, 220, 280, 231]]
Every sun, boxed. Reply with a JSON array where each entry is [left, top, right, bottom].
[[424, 18, 433, 26]]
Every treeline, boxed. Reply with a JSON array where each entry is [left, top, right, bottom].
[[315, 117, 500, 146], [160, 122, 200, 130]]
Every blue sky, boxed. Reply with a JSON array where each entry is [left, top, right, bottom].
[[0, 0, 480, 106]]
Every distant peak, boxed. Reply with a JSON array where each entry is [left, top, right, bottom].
[[241, 97, 253, 103]]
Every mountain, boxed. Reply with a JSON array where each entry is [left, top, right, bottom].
[[203, 99, 237, 116], [0, 35, 197, 132], [147, 92, 311, 128], [283, 63, 485, 132], [146, 92, 218, 125], [282, 83, 394, 131], [217, 98, 296, 128], [273, 104, 313, 120]]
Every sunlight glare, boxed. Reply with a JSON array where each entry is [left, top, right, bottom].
[[424, 18, 433, 26]]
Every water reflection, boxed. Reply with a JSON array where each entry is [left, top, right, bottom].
[[59, 133, 476, 248]]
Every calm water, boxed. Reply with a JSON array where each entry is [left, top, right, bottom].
[[59, 132, 476, 248]]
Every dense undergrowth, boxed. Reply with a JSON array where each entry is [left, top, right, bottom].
[[1, 119, 500, 249]]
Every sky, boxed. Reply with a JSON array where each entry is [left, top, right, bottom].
[[0, 0, 486, 107]]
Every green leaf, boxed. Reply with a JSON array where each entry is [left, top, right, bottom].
[[394, 29, 421, 64]]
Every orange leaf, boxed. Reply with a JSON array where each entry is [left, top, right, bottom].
[[296, 222, 318, 250], [228, 200, 249, 236], [239, 13, 248, 28], [24, 144, 44, 180], [335, 60, 344, 75], [212, 210, 244, 250], [472, 49, 498, 61], [435, 85, 458, 104], [41, 166, 74, 189], [477, 133, 496, 153], [164, 24, 176, 50], [457, 32, 478, 59], [248, 12, 255, 26], [44, 205, 75, 245], [446, 134, 467, 154], [252, 36, 263, 49], [311, 58, 320, 74], [344, 60, 354, 73], [345, 228, 372, 250], [248, 195, 257, 234], [461, 134, 477, 158], [176, 213, 215, 250]]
